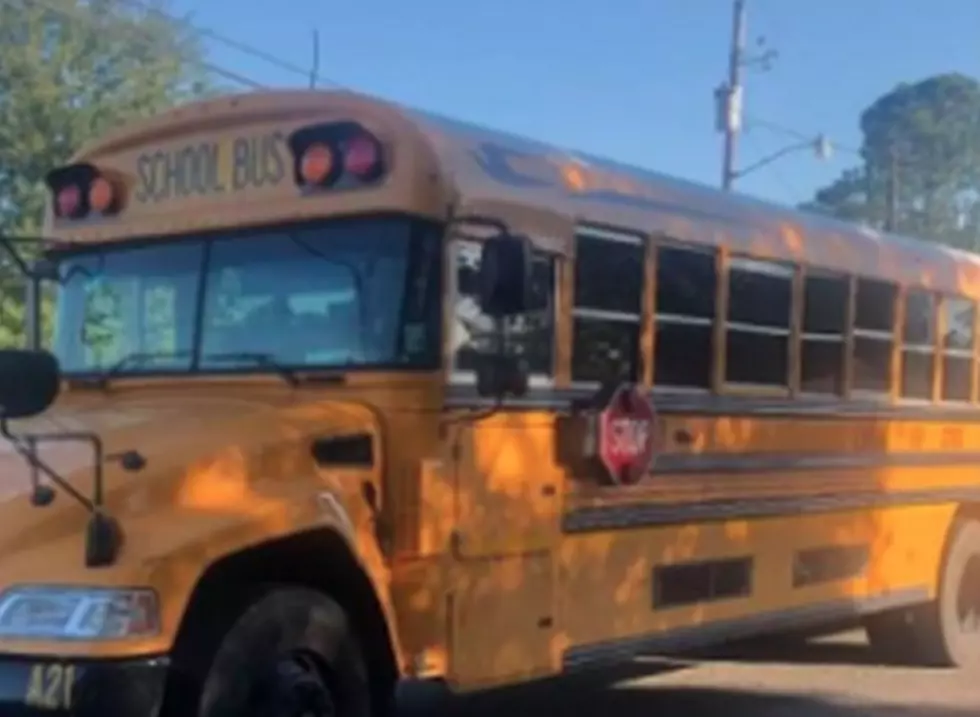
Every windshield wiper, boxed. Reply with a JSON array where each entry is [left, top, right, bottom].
[[84, 351, 315, 389], [90, 350, 193, 389], [202, 352, 300, 386]]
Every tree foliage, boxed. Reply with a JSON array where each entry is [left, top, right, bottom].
[[0, 0, 215, 345], [803, 73, 980, 250]]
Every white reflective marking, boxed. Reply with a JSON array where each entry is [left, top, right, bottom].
[[317, 491, 354, 536]]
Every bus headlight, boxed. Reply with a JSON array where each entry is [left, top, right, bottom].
[[0, 587, 160, 640]]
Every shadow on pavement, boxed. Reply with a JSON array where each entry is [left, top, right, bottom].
[[694, 635, 886, 666], [689, 629, 944, 669], [399, 669, 978, 717], [396, 635, 976, 717]]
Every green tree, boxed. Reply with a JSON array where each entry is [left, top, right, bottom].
[[0, 0, 215, 346], [803, 73, 980, 249]]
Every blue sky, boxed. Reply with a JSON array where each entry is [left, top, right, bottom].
[[175, 0, 978, 208]]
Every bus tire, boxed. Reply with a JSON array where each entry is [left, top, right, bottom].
[[196, 586, 373, 717], [865, 519, 980, 669]]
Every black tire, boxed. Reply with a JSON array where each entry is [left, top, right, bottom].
[[865, 519, 980, 669], [196, 587, 373, 717]]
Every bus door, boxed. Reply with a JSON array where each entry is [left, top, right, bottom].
[[446, 237, 561, 687]]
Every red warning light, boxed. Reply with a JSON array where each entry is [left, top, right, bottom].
[[299, 143, 335, 185], [55, 185, 81, 218], [344, 135, 381, 178]]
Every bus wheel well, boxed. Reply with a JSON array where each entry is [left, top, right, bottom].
[[168, 529, 398, 714], [938, 502, 980, 585]]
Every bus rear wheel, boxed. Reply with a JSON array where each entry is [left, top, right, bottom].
[[196, 587, 373, 717], [864, 519, 980, 669]]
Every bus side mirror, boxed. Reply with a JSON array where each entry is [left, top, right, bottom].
[[478, 234, 531, 318], [0, 349, 61, 419]]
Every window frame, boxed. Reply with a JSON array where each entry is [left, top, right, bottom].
[[722, 255, 795, 391], [850, 276, 898, 398], [569, 224, 646, 389], [651, 240, 718, 394], [898, 287, 938, 403], [446, 236, 559, 388], [798, 267, 849, 398], [939, 294, 976, 404]]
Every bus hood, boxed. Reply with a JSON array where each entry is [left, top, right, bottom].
[[0, 390, 378, 571]]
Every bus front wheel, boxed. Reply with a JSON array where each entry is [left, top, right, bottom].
[[864, 519, 980, 670], [196, 587, 374, 717]]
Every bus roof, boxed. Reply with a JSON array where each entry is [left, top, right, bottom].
[[403, 100, 980, 298], [64, 89, 980, 298]]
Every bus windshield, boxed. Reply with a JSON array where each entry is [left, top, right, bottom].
[[50, 216, 443, 377]]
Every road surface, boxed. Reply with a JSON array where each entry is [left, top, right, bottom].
[[398, 631, 979, 717]]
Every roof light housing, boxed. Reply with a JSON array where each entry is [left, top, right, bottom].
[[45, 163, 123, 221], [287, 121, 387, 192]]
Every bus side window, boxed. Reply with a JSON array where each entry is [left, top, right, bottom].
[[570, 227, 644, 385], [901, 289, 937, 400], [725, 256, 794, 388], [852, 278, 897, 395], [449, 239, 556, 384], [800, 271, 848, 395], [941, 296, 975, 402], [653, 245, 716, 390]]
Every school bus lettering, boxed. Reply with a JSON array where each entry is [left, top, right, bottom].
[[10, 89, 980, 715], [24, 664, 74, 711], [230, 132, 286, 190], [134, 130, 286, 203]]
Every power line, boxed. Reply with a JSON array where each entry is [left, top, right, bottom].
[[116, 0, 341, 87], [6, 0, 266, 89]]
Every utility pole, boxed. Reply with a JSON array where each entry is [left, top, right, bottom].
[[720, 0, 747, 191]]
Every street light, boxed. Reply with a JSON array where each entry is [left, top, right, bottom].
[[729, 133, 834, 183]]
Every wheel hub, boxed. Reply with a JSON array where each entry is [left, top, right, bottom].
[[260, 653, 337, 717]]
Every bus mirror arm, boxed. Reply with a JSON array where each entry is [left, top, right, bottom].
[[0, 422, 124, 568], [0, 349, 124, 568], [474, 347, 529, 401]]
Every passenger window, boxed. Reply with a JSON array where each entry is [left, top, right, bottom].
[[941, 296, 975, 402], [725, 257, 792, 387], [800, 271, 848, 395], [450, 239, 556, 383], [852, 278, 896, 394], [571, 228, 644, 384], [900, 289, 936, 400], [653, 245, 715, 389]]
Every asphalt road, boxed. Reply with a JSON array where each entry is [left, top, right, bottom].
[[398, 631, 979, 717]]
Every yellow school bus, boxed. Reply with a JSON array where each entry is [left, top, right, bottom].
[[0, 87, 976, 717]]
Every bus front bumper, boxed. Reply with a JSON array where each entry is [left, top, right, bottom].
[[0, 655, 170, 717]]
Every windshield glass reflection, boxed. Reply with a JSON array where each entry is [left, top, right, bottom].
[[51, 217, 442, 375]]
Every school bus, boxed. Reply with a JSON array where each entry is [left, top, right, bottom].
[[0, 87, 976, 717]]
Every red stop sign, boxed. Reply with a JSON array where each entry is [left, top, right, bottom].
[[597, 383, 658, 485]]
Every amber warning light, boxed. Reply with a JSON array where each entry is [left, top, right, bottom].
[[45, 163, 122, 221], [288, 121, 386, 192]]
